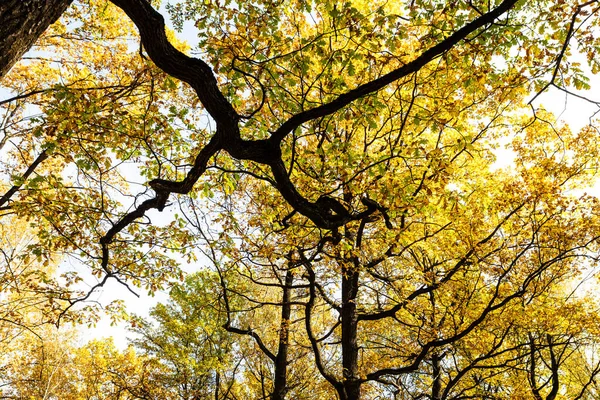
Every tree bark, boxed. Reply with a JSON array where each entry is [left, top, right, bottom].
[[0, 0, 73, 79], [432, 352, 442, 400], [340, 262, 361, 400], [272, 270, 293, 400]]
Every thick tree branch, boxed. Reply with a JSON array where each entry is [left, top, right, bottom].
[[100, 0, 519, 274], [270, 0, 520, 143], [109, 0, 238, 125]]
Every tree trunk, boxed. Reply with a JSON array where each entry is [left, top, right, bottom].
[[214, 371, 220, 400], [0, 0, 73, 78], [432, 352, 442, 400], [272, 270, 293, 400], [340, 263, 361, 400]]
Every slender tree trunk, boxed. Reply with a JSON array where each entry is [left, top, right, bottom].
[[272, 270, 293, 400], [0, 0, 73, 78], [214, 371, 220, 400], [528, 333, 544, 400], [432, 352, 442, 400], [546, 335, 559, 400], [340, 263, 361, 400]]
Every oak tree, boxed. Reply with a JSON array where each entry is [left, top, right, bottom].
[[2, 0, 600, 399]]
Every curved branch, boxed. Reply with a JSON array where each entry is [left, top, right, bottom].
[[269, 0, 520, 143], [364, 247, 586, 381], [216, 263, 276, 362], [100, 0, 520, 274], [109, 0, 521, 232], [302, 255, 341, 390], [109, 0, 239, 125]]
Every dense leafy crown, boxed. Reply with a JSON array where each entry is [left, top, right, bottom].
[[2, 0, 600, 398]]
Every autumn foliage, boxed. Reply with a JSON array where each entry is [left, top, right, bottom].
[[2, 0, 600, 399]]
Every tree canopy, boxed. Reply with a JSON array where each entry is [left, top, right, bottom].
[[2, 0, 600, 399]]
